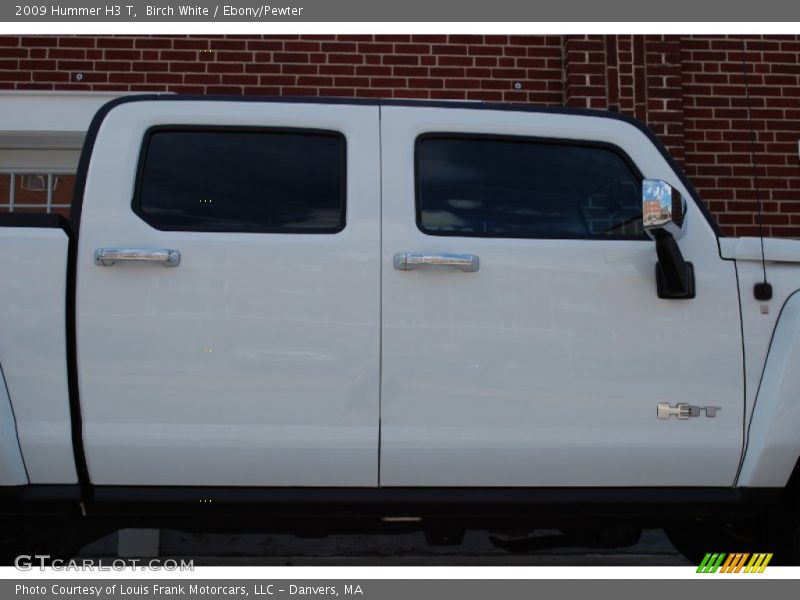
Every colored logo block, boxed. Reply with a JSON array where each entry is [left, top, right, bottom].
[[696, 553, 773, 573]]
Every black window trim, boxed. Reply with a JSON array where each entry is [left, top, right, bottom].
[[131, 124, 348, 234], [414, 131, 650, 242]]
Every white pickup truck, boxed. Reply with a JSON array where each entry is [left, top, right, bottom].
[[1, 95, 799, 564]]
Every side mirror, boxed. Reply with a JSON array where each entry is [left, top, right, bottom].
[[642, 179, 694, 299], [642, 179, 687, 240]]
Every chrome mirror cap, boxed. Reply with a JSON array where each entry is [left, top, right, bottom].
[[642, 179, 687, 239]]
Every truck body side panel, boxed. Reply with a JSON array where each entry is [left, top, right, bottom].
[[0, 361, 28, 485], [720, 237, 800, 470], [738, 287, 800, 487], [0, 227, 77, 484]]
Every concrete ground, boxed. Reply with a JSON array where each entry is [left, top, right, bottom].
[[80, 528, 691, 566]]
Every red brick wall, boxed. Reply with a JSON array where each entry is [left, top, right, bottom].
[[1, 34, 799, 237]]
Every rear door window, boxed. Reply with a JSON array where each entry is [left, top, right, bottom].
[[134, 128, 346, 233]]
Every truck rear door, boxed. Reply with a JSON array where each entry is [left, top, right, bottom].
[[76, 100, 380, 486]]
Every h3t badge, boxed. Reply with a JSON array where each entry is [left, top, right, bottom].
[[657, 403, 721, 419]]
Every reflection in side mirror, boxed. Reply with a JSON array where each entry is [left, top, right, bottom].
[[642, 179, 687, 239]]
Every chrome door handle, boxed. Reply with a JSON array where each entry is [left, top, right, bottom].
[[94, 248, 181, 268], [393, 252, 479, 272]]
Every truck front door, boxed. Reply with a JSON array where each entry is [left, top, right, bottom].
[[379, 106, 744, 487]]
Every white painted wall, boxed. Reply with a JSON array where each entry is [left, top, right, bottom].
[[0, 91, 158, 171]]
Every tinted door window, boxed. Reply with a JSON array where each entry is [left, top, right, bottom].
[[417, 135, 644, 239], [135, 128, 346, 233]]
